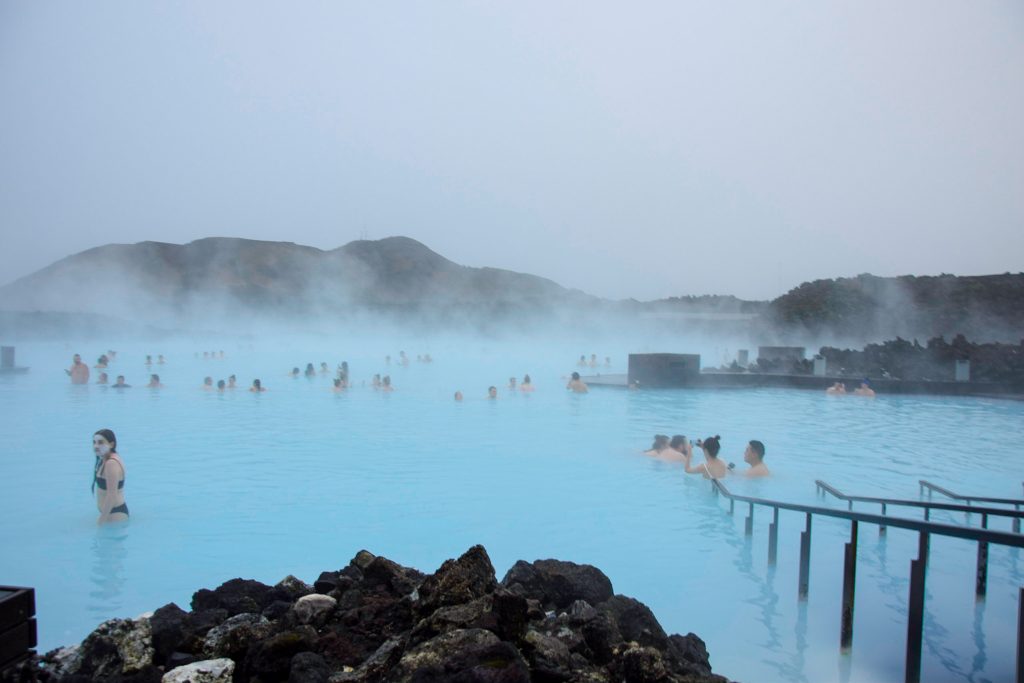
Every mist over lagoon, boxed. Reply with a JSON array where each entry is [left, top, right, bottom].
[[2, 2, 1024, 682]]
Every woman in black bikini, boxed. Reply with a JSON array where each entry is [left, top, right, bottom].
[[92, 429, 128, 524]]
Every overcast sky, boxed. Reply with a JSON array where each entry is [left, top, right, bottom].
[[1, 2, 1022, 301]]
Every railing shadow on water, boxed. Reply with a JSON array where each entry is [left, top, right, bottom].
[[709, 478, 1024, 683]]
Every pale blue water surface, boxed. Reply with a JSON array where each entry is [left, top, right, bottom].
[[2, 338, 1023, 683]]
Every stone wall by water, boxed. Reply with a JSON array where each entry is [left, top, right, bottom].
[[3, 546, 729, 683]]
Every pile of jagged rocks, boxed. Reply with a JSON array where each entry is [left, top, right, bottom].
[[8, 546, 730, 683]]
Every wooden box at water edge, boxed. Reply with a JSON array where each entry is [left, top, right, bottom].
[[0, 586, 36, 671]]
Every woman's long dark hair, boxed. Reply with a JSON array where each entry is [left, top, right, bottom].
[[703, 435, 722, 458]]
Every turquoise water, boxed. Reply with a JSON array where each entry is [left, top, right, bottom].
[[2, 338, 1023, 683]]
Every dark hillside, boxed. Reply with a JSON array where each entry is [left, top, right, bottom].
[[768, 273, 1024, 341]]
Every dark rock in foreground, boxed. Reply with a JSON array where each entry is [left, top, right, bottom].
[[6, 546, 729, 683]]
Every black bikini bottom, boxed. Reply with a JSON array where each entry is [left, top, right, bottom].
[[110, 503, 129, 516]]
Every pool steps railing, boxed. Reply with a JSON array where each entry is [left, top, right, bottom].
[[815, 479, 1024, 534], [919, 479, 1024, 510], [710, 479, 1024, 683]]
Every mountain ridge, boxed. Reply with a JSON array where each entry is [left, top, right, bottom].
[[2, 237, 1020, 342]]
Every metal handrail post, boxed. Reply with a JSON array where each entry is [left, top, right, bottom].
[[798, 513, 812, 600], [905, 531, 929, 683], [840, 520, 859, 651]]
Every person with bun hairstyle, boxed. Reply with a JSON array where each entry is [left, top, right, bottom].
[[683, 435, 729, 479], [92, 429, 128, 524]]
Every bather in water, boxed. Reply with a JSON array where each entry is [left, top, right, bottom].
[[647, 436, 688, 462], [826, 382, 846, 395], [92, 429, 128, 524], [684, 436, 729, 479], [566, 372, 589, 393], [740, 440, 770, 477], [853, 381, 876, 397], [67, 354, 90, 384], [643, 434, 670, 456], [520, 374, 535, 392]]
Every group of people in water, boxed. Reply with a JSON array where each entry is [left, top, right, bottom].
[[826, 381, 876, 397], [451, 371, 591, 401], [643, 434, 770, 479], [578, 354, 611, 368], [71, 347, 777, 528]]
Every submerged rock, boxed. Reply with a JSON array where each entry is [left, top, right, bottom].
[[24, 546, 730, 683]]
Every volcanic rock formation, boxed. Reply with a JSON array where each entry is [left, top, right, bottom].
[[8, 546, 729, 683]]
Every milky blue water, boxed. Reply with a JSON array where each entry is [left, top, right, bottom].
[[2, 338, 1023, 683]]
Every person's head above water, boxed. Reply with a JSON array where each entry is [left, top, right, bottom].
[[571, 372, 581, 380], [523, 374, 531, 384], [746, 440, 766, 463], [488, 386, 497, 398], [93, 429, 117, 456], [700, 435, 722, 458], [670, 435, 688, 450], [204, 376, 213, 386], [651, 434, 669, 450], [454, 391, 463, 401], [253, 379, 262, 388]]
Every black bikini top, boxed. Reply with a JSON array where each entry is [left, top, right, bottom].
[[92, 455, 125, 492]]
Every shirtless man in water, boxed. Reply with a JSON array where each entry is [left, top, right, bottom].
[[67, 354, 90, 384], [741, 440, 770, 477], [853, 381, 876, 397], [566, 372, 589, 393]]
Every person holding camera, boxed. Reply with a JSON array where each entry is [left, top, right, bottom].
[[683, 435, 729, 479]]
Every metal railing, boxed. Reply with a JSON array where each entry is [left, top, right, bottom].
[[710, 479, 1024, 683], [920, 479, 1024, 508], [816, 479, 1024, 534]]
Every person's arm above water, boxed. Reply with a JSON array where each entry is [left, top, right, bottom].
[[681, 445, 705, 475]]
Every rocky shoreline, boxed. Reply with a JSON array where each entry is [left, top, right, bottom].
[[3, 546, 729, 683]]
